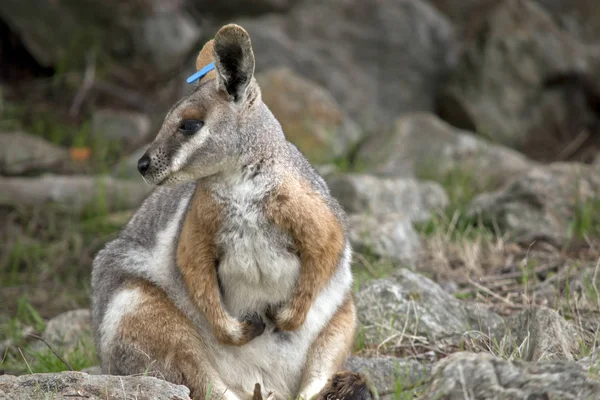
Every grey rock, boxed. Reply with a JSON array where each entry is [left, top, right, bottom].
[[427, 0, 497, 30], [344, 355, 430, 396], [112, 146, 149, 179], [32, 309, 93, 355], [257, 68, 362, 164], [469, 163, 600, 245], [327, 173, 448, 222], [190, 0, 299, 16], [355, 114, 533, 190], [578, 348, 600, 372], [355, 269, 503, 350], [505, 307, 584, 362], [0, 0, 200, 77], [535, 0, 600, 44], [0, 174, 152, 213], [430, 0, 600, 44], [0, 132, 70, 175], [439, 0, 600, 157], [81, 365, 102, 375], [133, 3, 201, 74], [423, 351, 600, 399], [240, 0, 456, 131], [349, 214, 421, 266], [0, 371, 191, 400], [92, 109, 151, 147]]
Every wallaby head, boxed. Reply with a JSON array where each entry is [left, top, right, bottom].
[[138, 24, 265, 186]]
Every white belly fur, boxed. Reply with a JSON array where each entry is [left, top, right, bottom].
[[213, 244, 352, 399], [209, 174, 353, 398], [218, 222, 299, 316]]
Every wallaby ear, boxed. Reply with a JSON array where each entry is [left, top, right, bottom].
[[213, 24, 255, 102], [193, 39, 217, 81]]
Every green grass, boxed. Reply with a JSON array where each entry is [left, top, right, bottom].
[[417, 163, 484, 211], [1, 297, 98, 375], [0, 203, 124, 319], [567, 197, 600, 242], [351, 246, 397, 293], [4, 340, 98, 374], [1, 297, 46, 344], [331, 139, 368, 173], [414, 164, 497, 240], [2, 337, 98, 375]]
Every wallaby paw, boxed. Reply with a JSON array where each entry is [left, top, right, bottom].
[[213, 313, 265, 346], [240, 312, 266, 341], [252, 383, 275, 400], [266, 303, 304, 331]]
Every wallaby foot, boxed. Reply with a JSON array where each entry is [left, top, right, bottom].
[[316, 371, 373, 400], [252, 383, 276, 400]]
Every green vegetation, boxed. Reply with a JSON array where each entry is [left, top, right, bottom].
[[567, 197, 600, 242], [417, 164, 481, 211], [2, 338, 98, 375], [352, 254, 396, 293], [1, 297, 98, 375], [415, 163, 496, 240], [0, 202, 124, 318]]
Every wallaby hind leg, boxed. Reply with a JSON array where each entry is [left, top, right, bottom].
[[100, 279, 239, 400], [297, 296, 372, 400]]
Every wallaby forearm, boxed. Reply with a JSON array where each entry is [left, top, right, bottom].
[[267, 176, 345, 331], [177, 186, 264, 345]]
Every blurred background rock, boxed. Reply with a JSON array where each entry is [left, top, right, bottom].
[[3, 1, 600, 398]]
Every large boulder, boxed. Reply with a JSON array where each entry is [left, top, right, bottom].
[[189, 0, 300, 17], [430, 0, 600, 43], [327, 173, 448, 221], [423, 351, 600, 399], [92, 109, 152, 148], [0, 132, 71, 175], [348, 214, 421, 266], [427, 0, 498, 36], [535, 0, 600, 44], [257, 68, 362, 164], [0, 0, 200, 76], [240, 0, 456, 130], [438, 0, 600, 161], [355, 113, 533, 189], [469, 163, 600, 245], [0, 372, 191, 400], [355, 269, 504, 351]]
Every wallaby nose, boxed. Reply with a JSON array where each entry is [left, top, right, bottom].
[[137, 155, 151, 175]]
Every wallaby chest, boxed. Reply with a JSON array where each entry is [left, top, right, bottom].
[[212, 176, 300, 317]]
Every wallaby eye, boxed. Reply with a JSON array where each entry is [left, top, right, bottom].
[[178, 119, 204, 135]]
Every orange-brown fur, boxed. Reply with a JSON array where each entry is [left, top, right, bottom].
[[196, 39, 217, 81], [116, 279, 229, 400], [266, 176, 345, 331], [177, 185, 258, 345]]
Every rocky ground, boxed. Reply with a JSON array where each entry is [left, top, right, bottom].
[[3, 0, 600, 399]]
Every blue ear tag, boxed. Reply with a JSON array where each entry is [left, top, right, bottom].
[[186, 62, 215, 84]]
